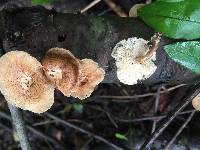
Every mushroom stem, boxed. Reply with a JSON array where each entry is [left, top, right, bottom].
[[136, 33, 161, 64], [8, 104, 32, 150]]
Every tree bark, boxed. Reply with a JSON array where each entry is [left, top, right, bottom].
[[0, 6, 199, 85]]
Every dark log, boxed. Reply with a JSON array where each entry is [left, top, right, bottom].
[[0, 6, 199, 85]]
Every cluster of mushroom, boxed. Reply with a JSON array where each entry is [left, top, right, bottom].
[[0, 48, 105, 113]]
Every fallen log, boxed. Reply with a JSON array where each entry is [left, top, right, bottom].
[[0, 6, 199, 85]]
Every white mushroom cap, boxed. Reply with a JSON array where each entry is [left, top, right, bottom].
[[111, 37, 157, 85], [0, 51, 54, 113]]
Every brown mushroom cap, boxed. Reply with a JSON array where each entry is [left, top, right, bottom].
[[42, 48, 80, 96], [42, 48, 105, 100], [0, 51, 54, 113], [71, 59, 105, 99]]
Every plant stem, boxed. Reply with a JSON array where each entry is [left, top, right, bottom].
[[8, 104, 32, 150]]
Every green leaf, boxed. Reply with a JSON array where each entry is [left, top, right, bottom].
[[73, 103, 83, 113], [164, 41, 200, 73], [115, 133, 128, 141], [156, 0, 184, 2], [32, 0, 52, 5], [138, 0, 200, 39]]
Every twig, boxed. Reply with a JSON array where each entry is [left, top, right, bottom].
[[97, 84, 186, 100], [82, 105, 118, 128], [80, 138, 93, 150], [26, 126, 59, 147], [32, 120, 56, 126], [151, 86, 161, 134], [103, 0, 128, 17], [106, 111, 118, 128], [113, 110, 194, 122], [44, 113, 123, 150], [8, 104, 32, 150], [164, 110, 196, 150], [140, 83, 200, 150], [81, 0, 101, 13]]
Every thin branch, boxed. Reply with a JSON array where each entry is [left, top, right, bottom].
[[97, 84, 186, 101], [164, 110, 196, 150], [103, 0, 128, 17], [151, 86, 162, 134], [81, 0, 101, 13], [140, 83, 200, 150], [44, 113, 123, 150], [106, 111, 118, 128], [113, 110, 194, 122], [8, 104, 32, 150]]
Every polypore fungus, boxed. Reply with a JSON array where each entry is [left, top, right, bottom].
[[111, 33, 161, 85], [42, 48, 105, 100], [0, 51, 54, 113]]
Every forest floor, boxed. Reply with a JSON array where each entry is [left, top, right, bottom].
[[0, 0, 200, 150]]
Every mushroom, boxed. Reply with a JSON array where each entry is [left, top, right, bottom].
[[42, 48, 81, 97], [192, 93, 200, 111], [0, 51, 54, 113], [111, 33, 161, 85], [71, 59, 105, 99], [42, 48, 105, 100]]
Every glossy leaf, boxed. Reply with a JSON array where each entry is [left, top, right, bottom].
[[138, 0, 200, 39], [164, 41, 200, 73]]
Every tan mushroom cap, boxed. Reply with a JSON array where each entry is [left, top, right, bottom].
[[71, 59, 105, 99], [192, 93, 200, 111], [0, 51, 54, 113], [42, 48, 105, 100], [42, 48, 80, 96]]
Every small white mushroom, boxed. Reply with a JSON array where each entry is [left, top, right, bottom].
[[0, 51, 54, 113], [112, 34, 161, 85]]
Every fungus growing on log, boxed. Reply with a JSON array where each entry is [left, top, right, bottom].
[[0, 51, 54, 113], [42, 48, 80, 97], [71, 59, 105, 99], [42, 48, 105, 100], [111, 33, 161, 85]]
